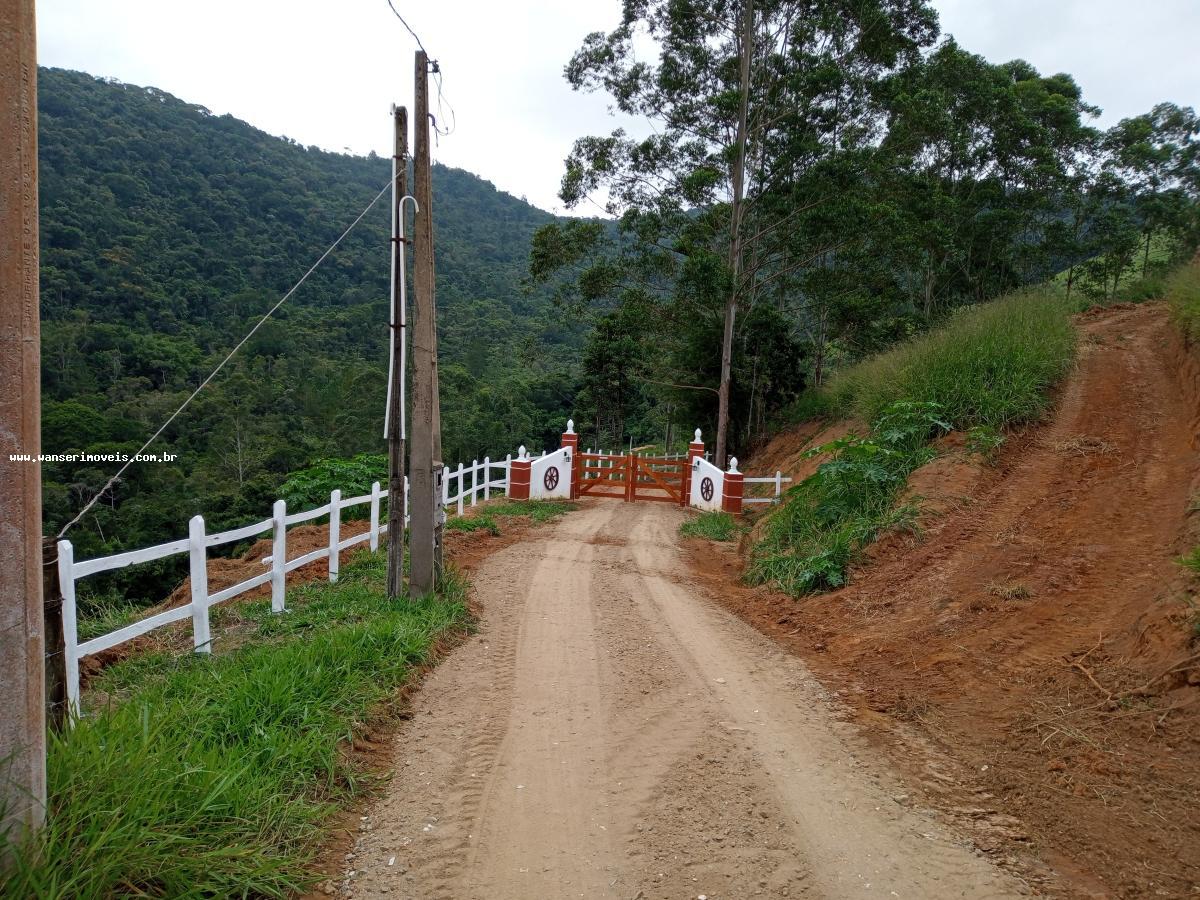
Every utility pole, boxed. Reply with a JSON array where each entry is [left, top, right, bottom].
[[0, 0, 46, 845], [715, 0, 754, 468], [386, 105, 409, 600], [409, 50, 443, 595]]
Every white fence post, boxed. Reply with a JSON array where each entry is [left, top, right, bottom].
[[471, 459, 479, 506], [328, 489, 341, 583], [775, 470, 783, 500], [456, 462, 465, 516], [484, 457, 491, 501], [369, 481, 381, 551], [189, 515, 211, 654], [271, 500, 287, 612], [58, 539, 80, 718], [505, 454, 512, 494]]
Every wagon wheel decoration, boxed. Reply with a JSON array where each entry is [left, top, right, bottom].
[[544, 467, 560, 491], [700, 476, 714, 502]]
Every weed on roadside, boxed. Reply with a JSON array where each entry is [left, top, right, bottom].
[[679, 510, 742, 542]]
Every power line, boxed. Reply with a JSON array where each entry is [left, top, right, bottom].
[[384, 0, 456, 139], [57, 178, 394, 538]]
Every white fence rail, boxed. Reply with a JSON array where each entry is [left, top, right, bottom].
[[58, 455, 516, 715], [742, 471, 793, 504]]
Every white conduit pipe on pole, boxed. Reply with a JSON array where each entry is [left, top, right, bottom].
[[384, 146, 420, 441]]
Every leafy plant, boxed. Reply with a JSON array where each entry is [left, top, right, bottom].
[[748, 401, 947, 596], [965, 424, 1006, 461], [1178, 546, 1200, 576]]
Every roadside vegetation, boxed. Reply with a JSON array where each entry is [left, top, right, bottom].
[[1, 551, 468, 898], [679, 510, 742, 542], [1166, 261, 1200, 343], [445, 499, 577, 537], [753, 291, 1077, 597]]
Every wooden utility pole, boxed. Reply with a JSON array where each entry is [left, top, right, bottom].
[[409, 50, 443, 596], [715, 0, 754, 468], [0, 0, 46, 844], [386, 106, 409, 600]]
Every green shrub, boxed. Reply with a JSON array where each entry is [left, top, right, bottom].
[[1166, 263, 1200, 344], [280, 454, 387, 510], [679, 510, 742, 542], [809, 289, 1076, 430], [748, 401, 945, 596], [1, 552, 467, 898], [1179, 546, 1200, 576]]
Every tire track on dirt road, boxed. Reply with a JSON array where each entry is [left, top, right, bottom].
[[344, 501, 1026, 899]]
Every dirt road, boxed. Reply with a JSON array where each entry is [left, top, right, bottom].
[[344, 501, 1024, 899]]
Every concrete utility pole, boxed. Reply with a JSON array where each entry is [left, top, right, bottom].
[[0, 0, 46, 845], [386, 106, 408, 600], [408, 50, 443, 596]]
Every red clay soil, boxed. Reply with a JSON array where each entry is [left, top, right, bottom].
[[693, 301, 1200, 899]]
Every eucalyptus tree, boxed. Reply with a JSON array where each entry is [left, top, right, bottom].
[[539, 0, 939, 463]]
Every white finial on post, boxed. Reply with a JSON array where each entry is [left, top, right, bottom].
[[728, 456, 739, 473], [694, 428, 702, 443], [518, 445, 528, 460], [566, 418, 575, 434]]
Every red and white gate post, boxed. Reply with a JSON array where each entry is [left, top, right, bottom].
[[561, 419, 579, 499], [683, 428, 704, 500], [721, 457, 744, 515], [509, 446, 532, 500]]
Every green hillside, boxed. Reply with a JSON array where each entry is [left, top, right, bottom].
[[38, 68, 579, 582]]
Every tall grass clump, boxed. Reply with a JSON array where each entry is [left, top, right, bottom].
[[821, 289, 1076, 430], [1166, 262, 1200, 344], [679, 510, 742, 542], [1, 551, 467, 898]]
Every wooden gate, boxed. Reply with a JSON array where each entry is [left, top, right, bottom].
[[630, 455, 687, 504], [574, 452, 686, 505], [576, 451, 629, 499]]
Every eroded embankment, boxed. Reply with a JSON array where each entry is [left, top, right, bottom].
[[708, 301, 1200, 898]]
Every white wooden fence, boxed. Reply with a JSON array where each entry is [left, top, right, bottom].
[[743, 471, 792, 504], [57, 455, 515, 715]]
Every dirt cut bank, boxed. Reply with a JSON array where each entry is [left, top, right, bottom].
[[715, 301, 1200, 899]]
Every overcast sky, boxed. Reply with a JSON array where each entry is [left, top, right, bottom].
[[37, 0, 1200, 214]]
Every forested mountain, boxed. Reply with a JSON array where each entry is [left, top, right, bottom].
[[38, 67, 581, 574]]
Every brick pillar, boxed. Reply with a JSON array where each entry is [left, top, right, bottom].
[[561, 419, 579, 499], [721, 457, 744, 515], [509, 446, 532, 500], [683, 428, 704, 504]]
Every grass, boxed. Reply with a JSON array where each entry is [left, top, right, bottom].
[[757, 289, 1078, 598], [1, 550, 468, 898], [446, 514, 501, 535], [1178, 546, 1200, 576], [679, 510, 742, 542], [487, 499, 578, 524], [1166, 262, 1200, 344], [806, 289, 1076, 430]]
